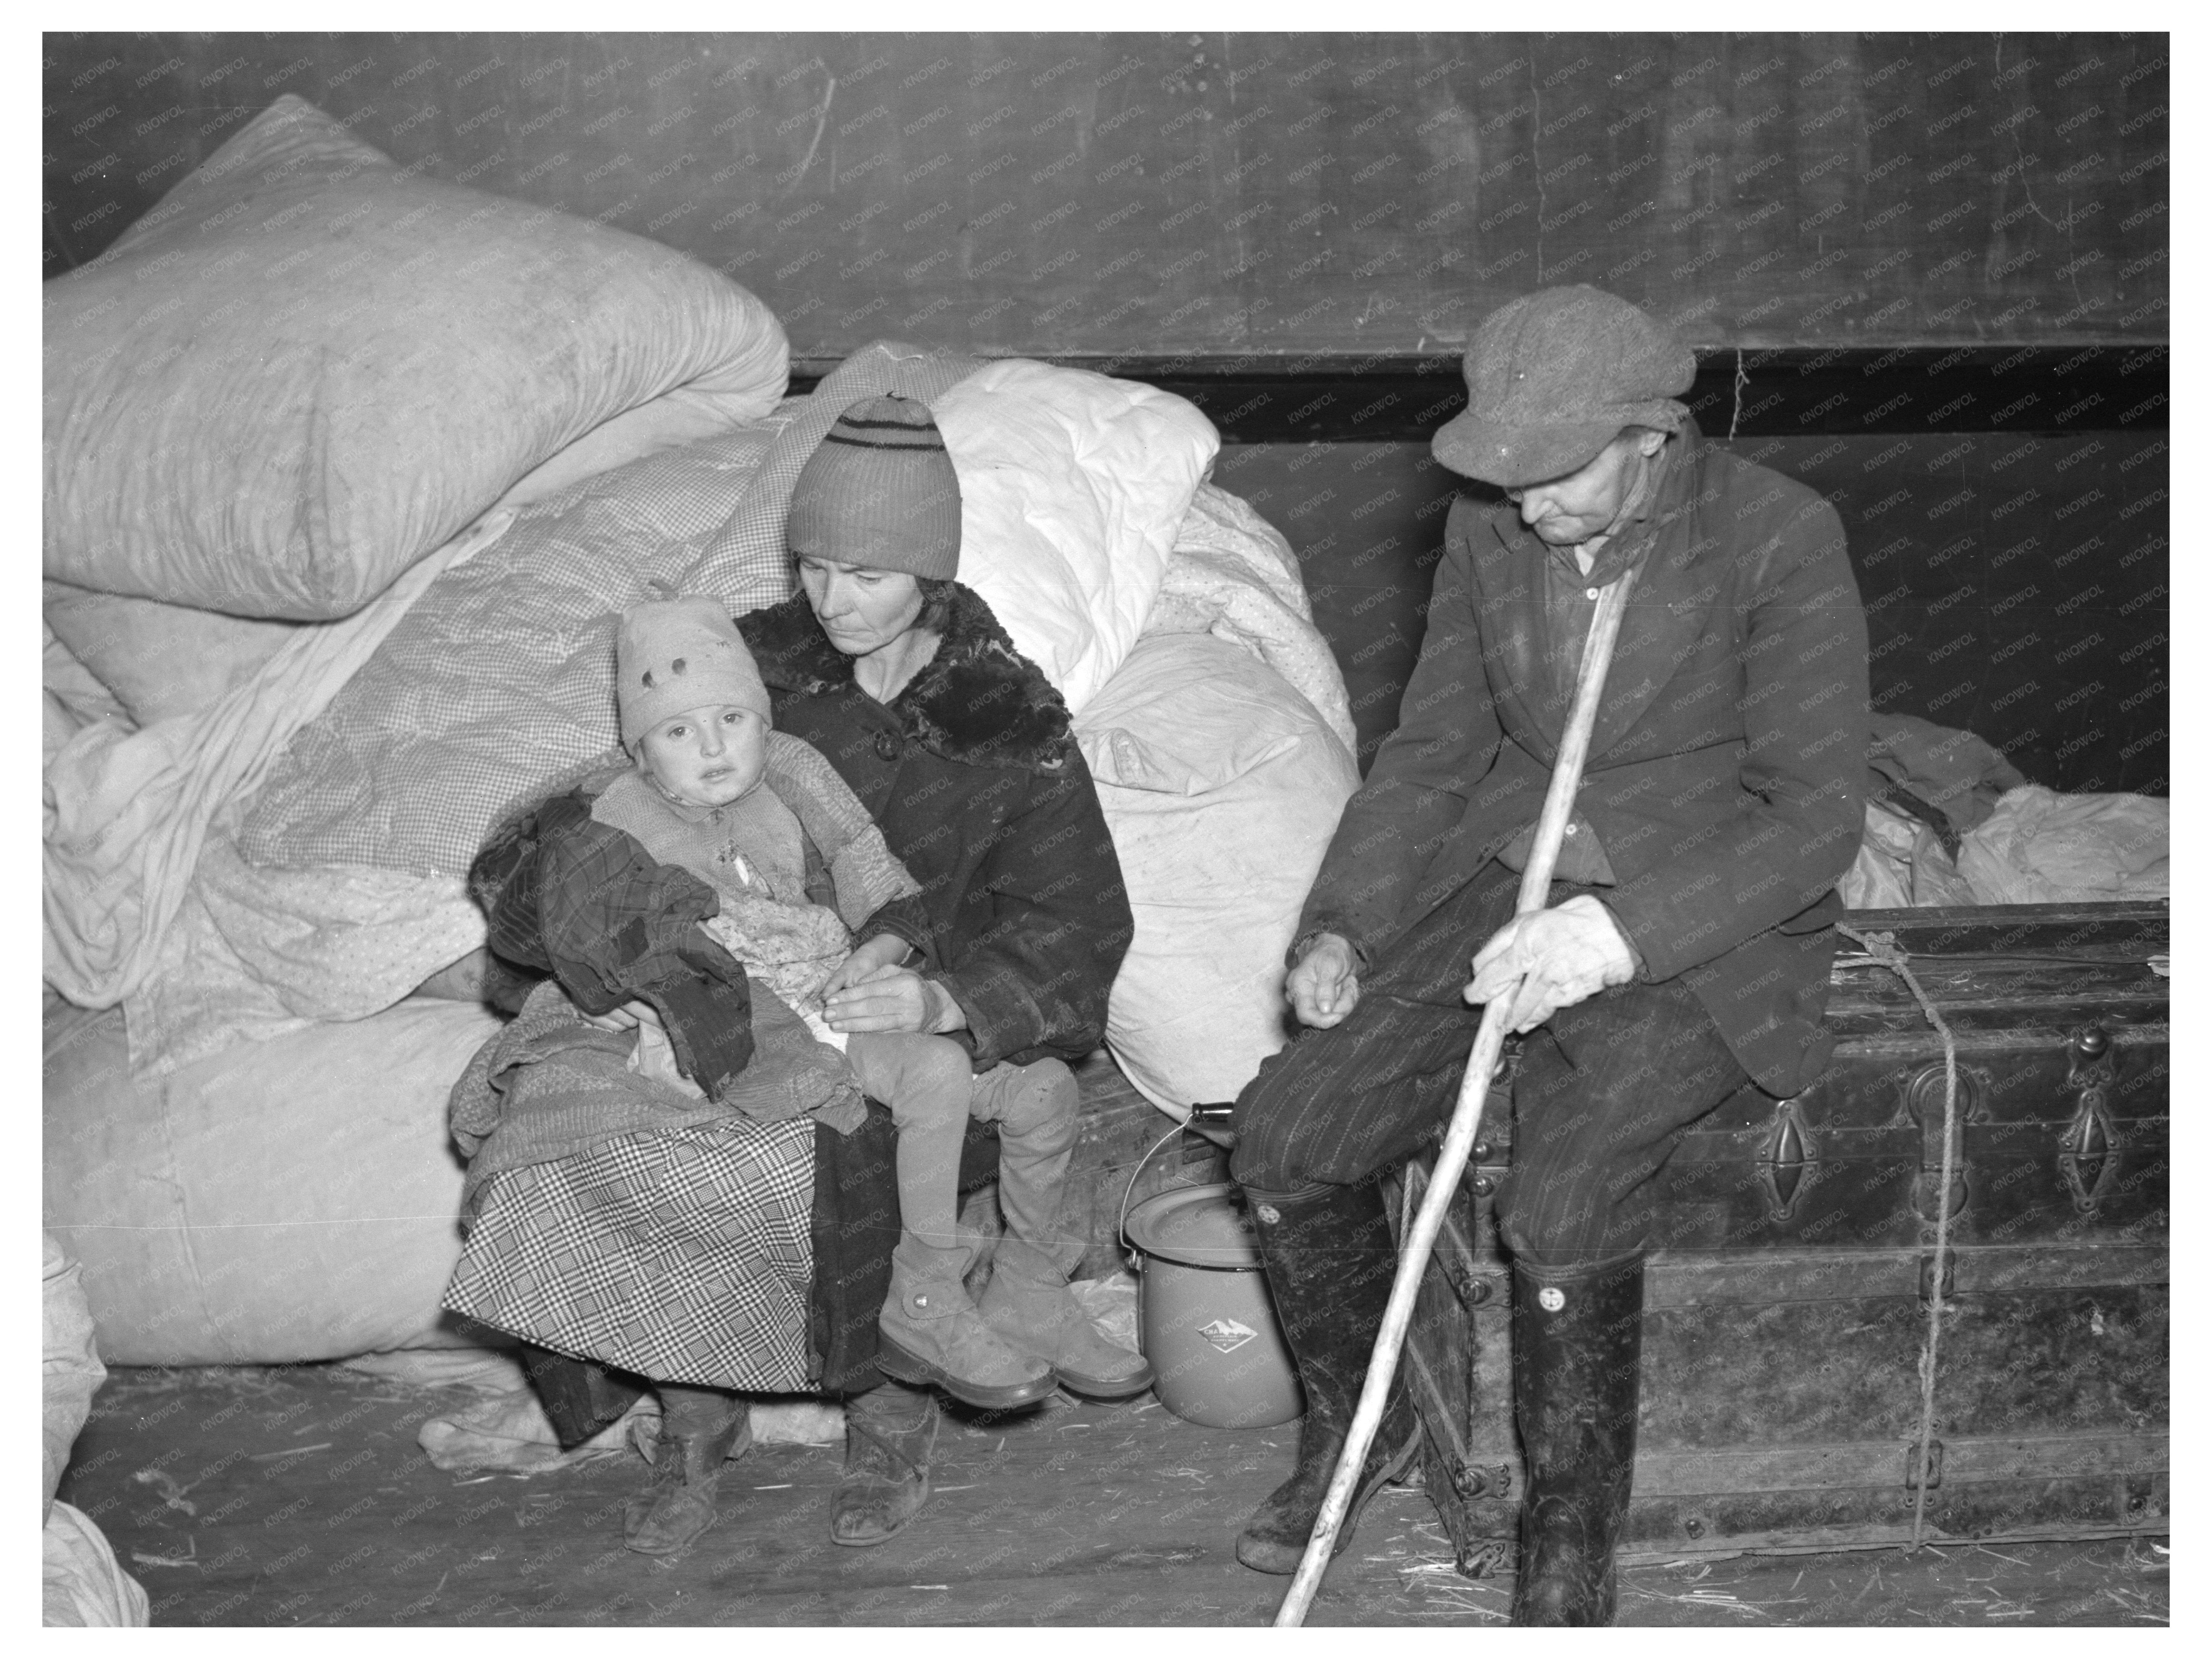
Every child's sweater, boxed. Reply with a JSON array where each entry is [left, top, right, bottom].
[[591, 768, 840, 1012], [589, 766, 809, 910], [589, 739, 918, 1016]]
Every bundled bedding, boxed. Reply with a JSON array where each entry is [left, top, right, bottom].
[[44, 94, 787, 621], [1838, 713, 2169, 909], [43, 100, 1358, 1364]]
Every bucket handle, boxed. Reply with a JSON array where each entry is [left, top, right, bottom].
[[1117, 1120, 1194, 1258]]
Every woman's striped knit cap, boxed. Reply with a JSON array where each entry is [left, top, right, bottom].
[[786, 393, 963, 579]]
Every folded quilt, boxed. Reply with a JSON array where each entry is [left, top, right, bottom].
[[43, 511, 513, 1016], [124, 830, 486, 1076], [1144, 483, 1358, 756]]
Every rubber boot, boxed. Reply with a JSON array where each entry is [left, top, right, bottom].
[[623, 1384, 750, 1556], [1508, 1253, 1645, 1627], [830, 1380, 940, 1547], [1233, 1179, 1424, 1575], [977, 1062, 1151, 1396], [875, 1237, 1057, 1410]]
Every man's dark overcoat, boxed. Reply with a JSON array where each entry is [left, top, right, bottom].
[[1300, 419, 1870, 1097]]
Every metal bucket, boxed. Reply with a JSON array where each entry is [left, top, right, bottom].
[[1124, 1182, 1303, 1430]]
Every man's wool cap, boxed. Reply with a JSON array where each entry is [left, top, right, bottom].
[[1432, 285, 1696, 487], [786, 393, 963, 579]]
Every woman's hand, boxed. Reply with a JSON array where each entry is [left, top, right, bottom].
[[823, 966, 966, 1036], [581, 998, 664, 1034], [821, 934, 915, 998]]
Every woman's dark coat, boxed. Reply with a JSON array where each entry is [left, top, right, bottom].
[[737, 583, 1133, 1071], [738, 582, 1134, 1389]]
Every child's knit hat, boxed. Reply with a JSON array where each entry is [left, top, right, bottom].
[[616, 596, 770, 746], [785, 393, 963, 578]]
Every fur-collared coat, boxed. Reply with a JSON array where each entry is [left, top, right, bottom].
[[738, 582, 1134, 1072]]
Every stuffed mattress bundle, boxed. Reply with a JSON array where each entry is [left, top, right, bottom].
[[44, 101, 1356, 1364]]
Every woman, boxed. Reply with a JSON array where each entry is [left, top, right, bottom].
[[739, 391, 1147, 1546], [447, 393, 1143, 1556]]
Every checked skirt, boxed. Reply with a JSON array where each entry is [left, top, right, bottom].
[[444, 1116, 817, 1391]]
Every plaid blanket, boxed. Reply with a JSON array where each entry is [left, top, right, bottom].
[[446, 1112, 819, 1391]]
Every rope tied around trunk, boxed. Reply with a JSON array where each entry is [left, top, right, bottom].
[[1836, 921, 1956, 1553]]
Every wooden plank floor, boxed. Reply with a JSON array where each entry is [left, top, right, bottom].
[[62, 1365, 2166, 1626]]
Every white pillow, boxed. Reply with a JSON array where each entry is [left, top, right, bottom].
[[1078, 634, 1359, 1111], [935, 360, 1217, 718], [44, 96, 788, 620]]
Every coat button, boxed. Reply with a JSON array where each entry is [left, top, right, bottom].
[[873, 729, 902, 761]]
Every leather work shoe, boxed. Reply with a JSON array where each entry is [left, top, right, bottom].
[[876, 1246, 1057, 1411], [979, 1238, 1154, 1400], [1233, 1179, 1424, 1576], [830, 1382, 939, 1548], [623, 1385, 750, 1556]]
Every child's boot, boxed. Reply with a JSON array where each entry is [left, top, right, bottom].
[[876, 1237, 1057, 1410], [981, 1235, 1154, 1399]]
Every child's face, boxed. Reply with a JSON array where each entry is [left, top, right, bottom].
[[639, 703, 768, 808]]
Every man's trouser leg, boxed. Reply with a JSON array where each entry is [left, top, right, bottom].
[[1227, 863, 1527, 1574], [1231, 861, 1528, 1198], [1496, 971, 1748, 1625], [1227, 861, 1749, 1606]]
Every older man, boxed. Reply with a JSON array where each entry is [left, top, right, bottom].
[[1228, 285, 1868, 1624]]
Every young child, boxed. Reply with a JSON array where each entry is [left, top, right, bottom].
[[600, 596, 1058, 1414]]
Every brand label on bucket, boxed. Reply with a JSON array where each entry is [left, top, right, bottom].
[[1197, 1317, 1260, 1354]]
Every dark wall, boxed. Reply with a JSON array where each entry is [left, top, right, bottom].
[[45, 31, 2168, 360], [42, 31, 2166, 796], [1218, 431, 2166, 797]]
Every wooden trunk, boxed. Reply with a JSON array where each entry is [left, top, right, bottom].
[[1399, 901, 2169, 1568]]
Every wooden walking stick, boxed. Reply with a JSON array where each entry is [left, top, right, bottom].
[[1275, 568, 1640, 1627]]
